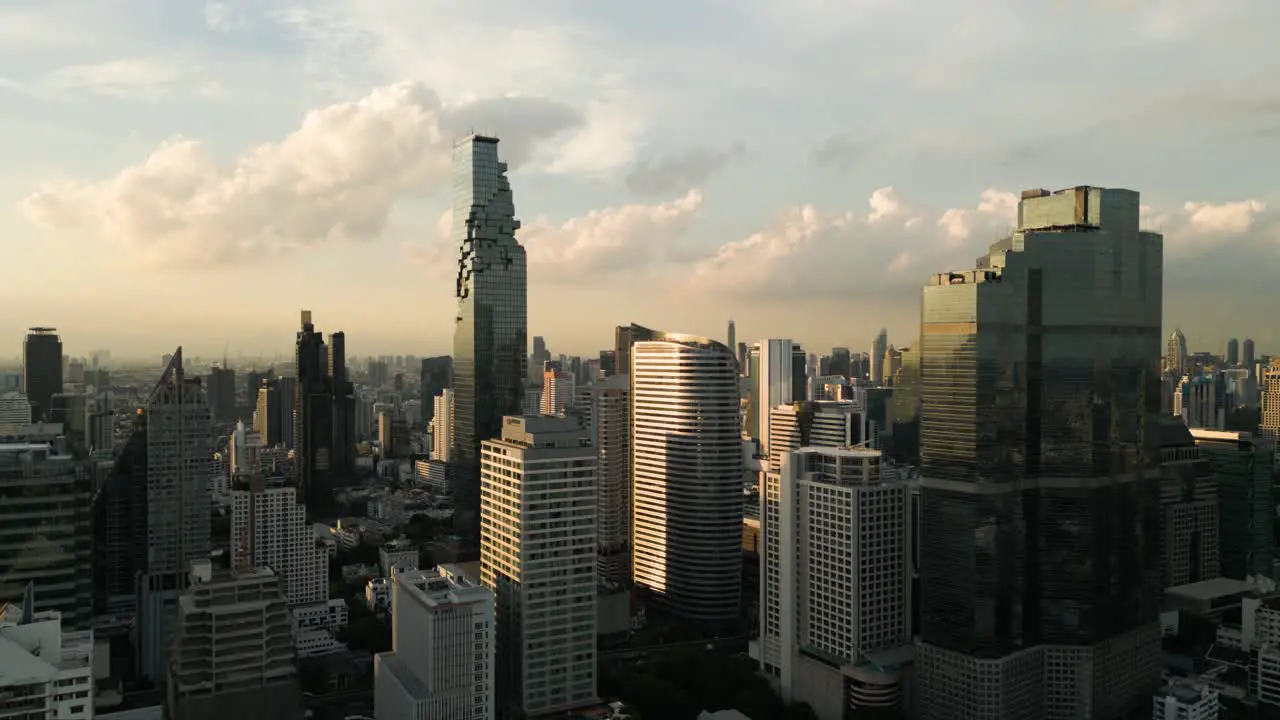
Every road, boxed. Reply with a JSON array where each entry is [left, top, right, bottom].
[[599, 635, 749, 662]]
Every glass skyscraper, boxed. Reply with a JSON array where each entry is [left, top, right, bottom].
[[915, 186, 1164, 719], [22, 327, 63, 423], [451, 135, 527, 547]]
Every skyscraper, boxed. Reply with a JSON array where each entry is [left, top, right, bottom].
[[451, 135, 528, 549], [480, 416, 596, 717], [207, 366, 236, 423], [231, 474, 328, 608], [590, 374, 631, 586], [420, 356, 452, 426], [1166, 328, 1188, 377], [295, 311, 335, 518], [1244, 337, 1257, 374], [137, 348, 214, 682], [631, 327, 742, 622], [870, 329, 888, 386], [329, 331, 356, 477], [727, 319, 736, 356], [1227, 337, 1240, 367], [22, 328, 63, 423], [915, 186, 1163, 719]]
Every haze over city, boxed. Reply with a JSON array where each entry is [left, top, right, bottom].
[[2, 0, 1278, 359]]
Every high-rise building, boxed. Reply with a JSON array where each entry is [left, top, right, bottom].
[[22, 328, 63, 423], [0, 392, 31, 433], [420, 356, 452, 425], [480, 415, 597, 717], [229, 420, 261, 475], [255, 379, 283, 446], [0, 594, 95, 720], [590, 374, 630, 586], [137, 348, 215, 683], [231, 474, 328, 607], [613, 325, 658, 378], [1175, 374, 1229, 430], [915, 186, 1163, 719], [1157, 418, 1218, 589], [0, 436, 93, 628], [870, 329, 888, 385], [1227, 337, 1240, 367], [451, 135, 528, 549], [763, 446, 912, 717], [1261, 367, 1280, 445], [529, 336, 551, 383], [295, 311, 335, 518], [329, 331, 356, 477], [1167, 328, 1188, 377], [727, 320, 736, 356], [1244, 338, 1257, 375], [540, 361, 574, 416], [830, 347, 852, 379], [599, 350, 617, 377], [1191, 428, 1274, 580], [165, 561, 302, 720], [631, 328, 742, 622], [374, 566, 495, 720], [746, 340, 807, 445], [207, 366, 236, 423], [431, 389, 454, 463]]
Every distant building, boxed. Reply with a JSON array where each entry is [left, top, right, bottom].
[[0, 592, 95, 719]]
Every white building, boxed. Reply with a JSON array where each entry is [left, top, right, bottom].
[[761, 445, 911, 719], [374, 566, 495, 720], [430, 390, 453, 463], [229, 420, 263, 475], [231, 475, 328, 607], [0, 392, 31, 433], [1152, 680, 1218, 719], [481, 415, 597, 716], [0, 599, 94, 720], [631, 331, 743, 621]]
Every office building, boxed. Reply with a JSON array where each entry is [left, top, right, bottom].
[[231, 474, 328, 607], [0, 592, 95, 720], [915, 186, 1163, 719], [540, 361, 574, 416], [22, 328, 63, 423], [1227, 338, 1240, 367], [528, 336, 551, 384], [295, 311, 336, 518], [1175, 374, 1229, 430], [1244, 338, 1257, 375], [330, 330, 356, 478], [136, 349, 214, 683], [591, 374, 630, 586], [0, 392, 31, 433], [746, 340, 808, 445], [207, 366, 236, 423], [1167, 328, 1188, 377], [374, 566, 495, 720], [763, 447, 911, 718], [1158, 418, 1218, 589], [420, 356, 452, 426], [481, 416, 596, 717], [0, 437, 93, 628], [1152, 681, 1218, 720], [165, 561, 302, 720], [1191, 428, 1274, 580], [431, 389, 454, 463], [254, 378, 286, 447], [870, 329, 888, 385], [451, 135, 528, 549], [631, 328, 742, 621], [1261, 367, 1280, 445]]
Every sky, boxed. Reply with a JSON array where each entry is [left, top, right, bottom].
[[1, 0, 1279, 361]]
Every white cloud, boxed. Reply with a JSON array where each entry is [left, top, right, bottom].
[[934, 188, 1017, 246], [21, 82, 579, 267], [1183, 199, 1266, 235], [204, 2, 237, 31], [46, 58, 186, 98]]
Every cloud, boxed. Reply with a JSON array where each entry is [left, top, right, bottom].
[[20, 82, 580, 267], [1183, 199, 1266, 235], [935, 188, 1018, 246], [405, 190, 704, 281], [811, 130, 870, 170], [46, 58, 186, 98], [626, 142, 745, 196], [204, 2, 238, 31]]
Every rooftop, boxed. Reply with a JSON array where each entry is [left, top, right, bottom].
[[1165, 577, 1258, 601]]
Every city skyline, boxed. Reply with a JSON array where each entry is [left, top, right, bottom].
[[2, 1, 1278, 356]]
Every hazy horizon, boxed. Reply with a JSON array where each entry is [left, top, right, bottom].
[[3, 1, 1278, 361]]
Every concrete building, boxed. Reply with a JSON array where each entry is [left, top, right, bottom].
[[589, 374, 630, 587], [0, 436, 93, 628], [165, 561, 301, 720], [481, 415, 597, 717], [374, 565, 495, 720], [0, 594, 94, 719], [0, 392, 31, 433], [631, 329, 743, 622], [1158, 419, 1218, 589], [430, 389, 453, 463], [540, 361, 575, 417], [760, 445, 911, 720], [231, 474, 328, 607], [228, 420, 262, 475], [1152, 680, 1218, 719]]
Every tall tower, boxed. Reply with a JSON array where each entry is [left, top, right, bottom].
[[480, 416, 597, 717], [1227, 337, 1240, 367], [451, 135, 528, 549], [1244, 337, 1257, 374], [630, 327, 743, 622], [727, 319, 736, 360], [295, 311, 334, 518], [870, 329, 888, 386], [21, 328, 63, 423], [329, 331, 355, 477], [1166, 328, 1188, 377], [914, 186, 1163, 719], [590, 374, 631, 586]]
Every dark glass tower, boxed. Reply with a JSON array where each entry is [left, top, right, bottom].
[[295, 311, 334, 518], [915, 187, 1163, 719], [329, 331, 355, 477], [22, 327, 63, 422], [451, 135, 527, 547], [420, 356, 452, 425]]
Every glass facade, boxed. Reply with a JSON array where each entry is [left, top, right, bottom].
[[919, 187, 1163, 660], [451, 136, 528, 546], [22, 329, 63, 423]]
